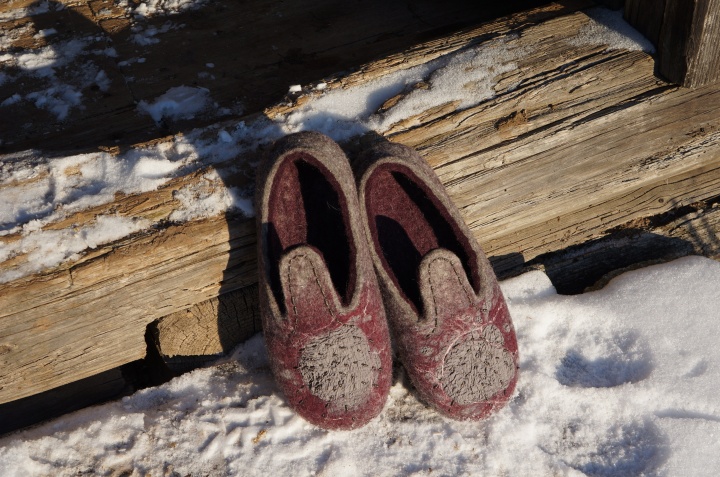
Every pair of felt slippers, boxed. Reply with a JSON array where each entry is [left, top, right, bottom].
[[255, 131, 519, 430]]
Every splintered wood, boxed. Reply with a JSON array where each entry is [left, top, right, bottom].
[[2, 3, 720, 403]]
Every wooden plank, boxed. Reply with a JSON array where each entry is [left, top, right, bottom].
[[0, 1, 157, 151], [597, 0, 625, 9], [409, 84, 720, 264], [625, 0, 720, 87], [0, 0, 559, 153], [0, 215, 257, 400], [3, 6, 720, 403]]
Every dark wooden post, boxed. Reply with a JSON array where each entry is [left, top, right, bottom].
[[626, 0, 720, 88]]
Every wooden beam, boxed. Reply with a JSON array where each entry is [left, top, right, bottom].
[[0, 0, 561, 153], [624, 0, 666, 45], [625, 0, 720, 87], [3, 5, 720, 403]]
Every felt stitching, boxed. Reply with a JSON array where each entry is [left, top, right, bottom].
[[286, 253, 335, 318]]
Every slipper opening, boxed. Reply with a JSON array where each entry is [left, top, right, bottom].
[[365, 164, 480, 314], [267, 152, 357, 310]]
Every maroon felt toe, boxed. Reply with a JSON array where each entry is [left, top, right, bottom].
[[355, 139, 519, 421], [255, 131, 392, 430]]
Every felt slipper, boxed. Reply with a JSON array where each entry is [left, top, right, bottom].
[[355, 139, 519, 420], [255, 131, 392, 430]]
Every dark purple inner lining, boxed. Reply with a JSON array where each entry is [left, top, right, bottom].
[[267, 152, 356, 311], [365, 164, 479, 313]]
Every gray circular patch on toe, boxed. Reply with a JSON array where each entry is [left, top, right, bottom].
[[299, 325, 379, 410], [441, 325, 515, 405]]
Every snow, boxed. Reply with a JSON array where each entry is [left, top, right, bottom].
[[131, 21, 183, 46], [1, 256, 719, 476], [0, 93, 21, 107], [0, 0, 62, 22], [33, 28, 57, 39], [1, 148, 181, 233], [118, 0, 211, 19], [167, 170, 236, 223], [94, 70, 111, 92], [571, 8, 656, 53], [138, 86, 213, 124], [0, 34, 110, 120], [26, 84, 82, 120], [0, 215, 150, 282]]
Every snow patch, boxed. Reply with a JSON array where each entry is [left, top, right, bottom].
[[278, 35, 521, 142], [0, 35, 115, 120], [12, 38, 89, 76], [26, 84, 82, 120], [0, 148, 186, 236], [138, 86, 212, 124], [33, 28, 57, 39], [570, 7, 656, 53], [1, 93, 21, 107], [119, 0, 211, 19], [0, 215, 150, 283], [131, 21, 183, 45], [94, 70, 111, 92], [168, 170, 234, 222]]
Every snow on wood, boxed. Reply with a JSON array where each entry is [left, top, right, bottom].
[[2, 4, 720, 403]]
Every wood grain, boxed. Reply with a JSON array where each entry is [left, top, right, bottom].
[[625, 0, 720, 87], [683, 0, 720, 87], [0, 0, 558, 153], [3, 5, 720, 403], [151, 284, 261, 373], [624, 0, 666, 45]]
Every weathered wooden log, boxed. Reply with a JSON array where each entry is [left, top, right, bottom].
[[150, 284, 261, 373], [625, 0, 720, 87], [3, 3, 720, 403]]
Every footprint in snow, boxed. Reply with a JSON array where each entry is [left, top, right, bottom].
[[555, 330, 653, 388], [551, 419, 668, 477]]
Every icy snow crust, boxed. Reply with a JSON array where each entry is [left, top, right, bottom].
[[1, 256, 719, 476], [0, 8, 648, 283]]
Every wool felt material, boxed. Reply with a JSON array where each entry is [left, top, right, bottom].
[[255, 131, 392, 430], [355, 139, 519, 420]]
